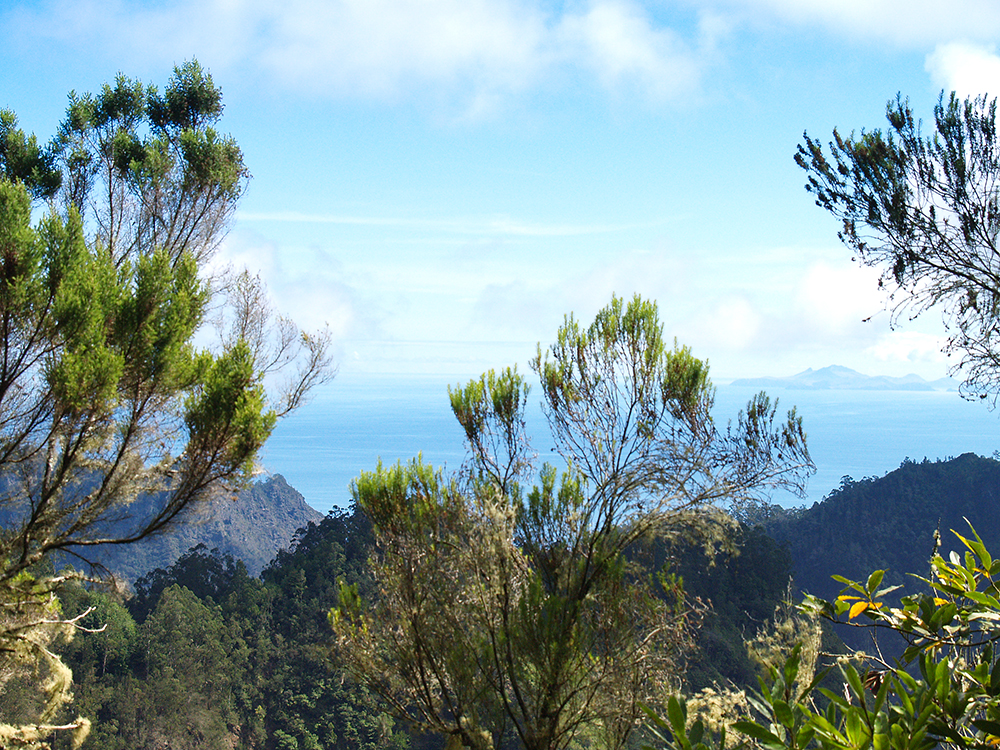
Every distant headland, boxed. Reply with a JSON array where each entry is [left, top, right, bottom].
[[728, 364, 957, 391]]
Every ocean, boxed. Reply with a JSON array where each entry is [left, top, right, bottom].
[[259, 373, 1000, 515]]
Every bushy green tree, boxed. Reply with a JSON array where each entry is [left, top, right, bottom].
[[0, 62, 333, 747], [333, 294, 812, 750], [132, 585, 242, 749], [0, 110, 60, 200], [54, 61, 242, 265], [59, 581, 255, 750]]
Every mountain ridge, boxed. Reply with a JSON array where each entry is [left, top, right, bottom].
[[66, 474, 323, 584]]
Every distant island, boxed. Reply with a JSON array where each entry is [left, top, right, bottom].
[[729, 364, 957, 391]]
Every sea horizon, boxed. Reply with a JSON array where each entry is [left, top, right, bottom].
[[259, 371, 1000, 516]]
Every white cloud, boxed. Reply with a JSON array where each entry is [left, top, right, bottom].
[[471, 280, 562, 340], [570, 247, 694, 321], [682, 295, 762, 351], [216, 229, 387, 347], [256, 0, 548, 101], [213, 230, 283, 282], [710, 0, 1000, 47], [792, 259, 883, 340], [865, 330, 947, 370], [15, 0, 1000, 113], [926, 42, 1000, 98], [9, 0, 722, 112], [256, 0, 724, 107], [8, 0, 256, 70], [556, 2, 723, 101]]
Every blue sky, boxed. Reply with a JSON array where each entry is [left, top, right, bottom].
[[5, 0, 1000, 383]]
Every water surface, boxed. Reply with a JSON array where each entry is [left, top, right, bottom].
[[261, 374, 1000, 514]]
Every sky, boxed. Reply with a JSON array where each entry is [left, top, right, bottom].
[[4, 1, 1000, 384]]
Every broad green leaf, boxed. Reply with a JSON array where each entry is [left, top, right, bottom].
[[964, 590, 1000, 609], [772, 699, 794, 729], [782, 646, 801, 689], [731, 721, 786, 750], [867, 569, 885, 595], [688, 719, 704, 747], [809, 712, 847, 743], [667, 695, 687, 735], [844, 665, 865, 701], [844, 708, 870, 747], [971, 719, 1000, 736]]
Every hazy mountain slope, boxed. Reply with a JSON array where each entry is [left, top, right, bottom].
[[66, 474, 323, 583]]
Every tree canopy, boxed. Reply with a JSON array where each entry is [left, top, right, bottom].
[[332, 294, 813, 750], [0, 61, 333, 747], [796, 92, 1000, 402]]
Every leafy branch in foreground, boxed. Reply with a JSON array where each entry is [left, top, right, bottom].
[[651, 521, 1000, 750]]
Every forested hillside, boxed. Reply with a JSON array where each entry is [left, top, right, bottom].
[[766, 453, 1000, 603], [36, 502, 797, 749], [36, 451, 1000, 749], [52, 510, 409, 750]]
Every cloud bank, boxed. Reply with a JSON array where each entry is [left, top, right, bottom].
[[13, 0, 1000, 115], [14, 0, 1000, 116], [10, 0, 725, 113]]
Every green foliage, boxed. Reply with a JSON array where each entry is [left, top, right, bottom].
[[59, 579, 255, 750], [263, 512, 408, 750], [659, 524, 798, 691], [184, 339, 277, 477], [116, 249, 205, 390], [44, 486, 825, 750], [129, 543, 254, 623], [334, 456, 505, 750], [348, 455, 463, 539], [0, 569, 91, 748], [0, 176, 278, 571], [650, 520, 1000, 750], [52, 518, 405, 750], [765, 453, 1000, 648], [48, 240, 123, 415], [0, 109, 60, 199], [334, 294, 812, 750], [137, 585, 242, 746], [449, 366, 532, 493], [61, 588, 138, 680], [532, 295, 714, 515], [55, 60, 247, 264], [532, 295, 811, 523], [0, 62, 333, 747]]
